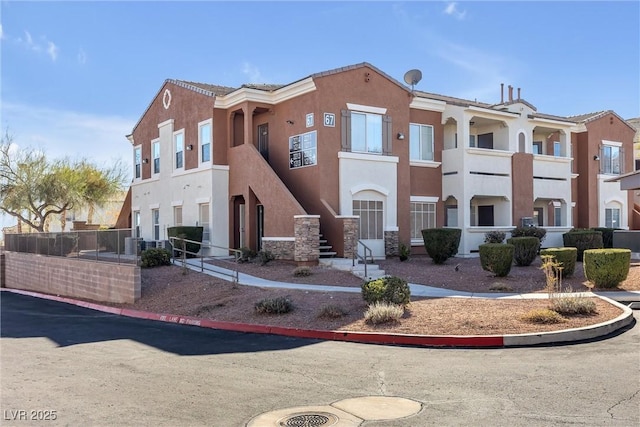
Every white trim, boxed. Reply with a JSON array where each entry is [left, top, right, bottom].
[[410, 196, 439, 203], [467, 147, 514, 158], [346, 102, 387, 115], [132, 206, 140, 212], [214, 78, 316, 109], [571, 173, 579, 179], [552, 201, 561, 207], [410, 97, 446, 112], [149, 203, 160, 209], [602, 139, 623, 147], [171, 200, 183, 207], [157, 118, 174, 129], [410, 160, 441, 168], [466, 105, 519, 118], [604, 197, 624, 206], [335, 215, 359, 219], [261, 237, 295, 242], [196, 197, 210, 204], [338, 151, 399, 163], [294, 215, 321, 219], [351, 183, 389, 197], [384, 226, 399, 232]]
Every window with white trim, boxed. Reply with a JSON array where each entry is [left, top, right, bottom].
[[410, 201, 436, 241], [151, 209, 160, 240], [134, 146, 141, 179], [352, 200, 383, 240], [133, 211, 140, 238], [553, 141, 561, 157], [199, 203, 210, 242], [601, 145, 621, 175], [605, 208, 620, 228], [409, 124, 434, 161], [199, 121, 211, 163], [351, 112, 383, 154], [554, 206, 562, 226], [174, 131, 184, 170], [173, 206, 182, 226], [533, 141, 543, 155], [152, 140, 160, 175]]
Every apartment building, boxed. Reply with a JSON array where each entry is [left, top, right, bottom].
[[125, 63, 635, 261]]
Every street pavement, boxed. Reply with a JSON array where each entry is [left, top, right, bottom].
[[1, 292, 639, 426]]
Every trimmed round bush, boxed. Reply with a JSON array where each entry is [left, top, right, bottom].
[[540, 247, 577, 278], [583, 249, 631, 289], [421, 228, 461, 264], [484, 230, 506, 244], [511, 226, 547, 243], [141, 248, 172, 268], [507, 236, 540, 266], [479, 243, 514, 277], [361, 276, 411, 306], [592, 227, 619, 249], [563, 230, 603, 261]]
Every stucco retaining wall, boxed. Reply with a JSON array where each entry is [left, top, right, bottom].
[[2, 252, 140, 304]]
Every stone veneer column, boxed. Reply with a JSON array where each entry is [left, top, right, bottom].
[[384, 230, 399, 257], [342, 217, 359, 259], [294, 215, 320, 265]]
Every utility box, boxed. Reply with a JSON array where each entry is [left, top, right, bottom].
[[521, 217, 535, 228]]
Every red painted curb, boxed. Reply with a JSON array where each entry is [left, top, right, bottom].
[[1, 288, 505, 348]]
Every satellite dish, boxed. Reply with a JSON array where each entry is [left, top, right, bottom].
[[404, 69, 422, 91]]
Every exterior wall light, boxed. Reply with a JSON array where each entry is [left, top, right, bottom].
[[186, 144, 193, 151], [397, 132, 405, 140], [593, 155, 600, 161]]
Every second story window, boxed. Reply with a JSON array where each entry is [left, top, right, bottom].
[[152, 140, 160, 175], [601, 144, 621, 175], [134, 146, 141, 179], [351, 112, 383, 154], [174, 131, 184, 170], [199, 121, 212, 164], [410, 124, 434, 161]]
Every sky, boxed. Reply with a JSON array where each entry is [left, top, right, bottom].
[[1, 0, 639, 229]]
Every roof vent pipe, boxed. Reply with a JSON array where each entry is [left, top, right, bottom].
[[517, 87, 521, 100], [508, 85, 513, 102], [501, 83, 504, 103]]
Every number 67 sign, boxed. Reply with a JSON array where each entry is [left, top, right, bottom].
[[323, 113, 335, 127]]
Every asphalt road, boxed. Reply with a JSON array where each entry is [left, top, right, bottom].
[[1, 292, 639, 427]]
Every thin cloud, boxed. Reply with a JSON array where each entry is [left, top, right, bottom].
[[12, 29, 59, 62], [47, 41, 58, 61], [443, 2, 467, 20], [241, 62, 264, 83], [77, 48, 87, 65], [0, 24, 4, 40]]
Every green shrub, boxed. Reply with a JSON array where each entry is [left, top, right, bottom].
[[398, 242, 410, 262], [521, 309, 566, 324], [563, 230, 603, 261], [254, 296, 293, 314], [237, 247, 256, 263], [540, 247, 577, 278], [592, 227, 619, 249], [257, 250, 275, 265], [361, 276, 411, 306], [583, 249, 631, 288], [511, 226, 547, 243], [550, 294, 597, 315], [484, 230, 506, 244], [364, 302, 404, 325], [479, 243, 514, 277], [421, 228, 461, 264], [507, 236, 540, 266], [293, 266, 312, 277], [141, 248, 172, 268], [317, 304, 348, 319], [167, 226, 204, 258]]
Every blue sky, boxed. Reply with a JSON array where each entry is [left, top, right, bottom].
[[1, 0, 639, 229]]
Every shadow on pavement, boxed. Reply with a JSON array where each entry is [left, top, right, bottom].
[[1, 292, 320, 356]]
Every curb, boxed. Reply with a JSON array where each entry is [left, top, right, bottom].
[[2, 288, 635, 348]]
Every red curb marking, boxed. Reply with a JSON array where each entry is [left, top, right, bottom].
[[2, 288, 505, 348]]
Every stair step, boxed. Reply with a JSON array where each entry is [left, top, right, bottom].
[[319, 239, 328, 244], [319, 251, 337, 257], [319, 245, 333, 250]]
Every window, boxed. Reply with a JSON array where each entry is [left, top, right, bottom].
[[477, 205, 494, 226], [554, 207, 562, 226], [134, 146, 141, 179], [409, 124, 434, 161], [605, 208, 620, 228], [351, 112, 382, 154], [173, 206, 182, 226], [553, 141, 561, 157], [133, 211, 140, 238], [446, 206, 458, 227], [602, 145, 621, 174], [533, 207, 544, 226], [352, 200, 383, 240], [199, 121, 211, 163], [477, 133, 494, 149], [151, 209, 160, 240], [152, 140, 160, 174], [533, 141, 543, 155], [174, 131, 184, 170], [199, 203, 210, 242], [410, 202, 435, 240], [469, 135, 476, 148]]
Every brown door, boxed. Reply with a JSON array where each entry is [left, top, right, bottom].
[[258, 124, 269, 161]]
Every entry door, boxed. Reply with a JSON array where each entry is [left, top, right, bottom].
[[533, 207, 544, 226], [258, 124, 269, 161], [256, 205, 264, 251], [238, 204, 246, 249], [353, 199, 385, 258]]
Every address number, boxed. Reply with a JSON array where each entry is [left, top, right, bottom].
[[323, 113, 335, 127]]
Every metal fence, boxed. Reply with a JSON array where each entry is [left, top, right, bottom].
[[3, 229, 139, 265]]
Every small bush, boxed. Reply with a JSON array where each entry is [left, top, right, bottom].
[[237, 247, 256, 263], [592, 227, 619, 249], [511, 226, 547, 243], [398, 242, 410, 262], [141, 248, 172, 268], [540, 255, 564, 293], [421, 228, 461, 264], [521, 309, 566, 324], [583, 249, 631, 288], [361, 276, 411, 306], [364, 302, 404, 325], [254, 296, 293, 314], [293, 266, 312, 277], [317, 304, 348, 319], [489, 282, 513, 292], [167, 226, 203, 258], [257, 250, 275, 266], [563, 230, 603, 261], [479, 243, 514, 277], [540, 248, 577, 278], [507, 236, 540, 267], [484, 230, 506, 244], [550, 294, 597, 316]]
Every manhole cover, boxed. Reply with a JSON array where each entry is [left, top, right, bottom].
[[277, 412, 339, 427]]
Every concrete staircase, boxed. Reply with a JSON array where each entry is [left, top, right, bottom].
[[319, 258, 386, 281], [318, 234, 337, 258]]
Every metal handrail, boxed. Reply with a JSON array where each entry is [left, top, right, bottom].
[[352, 239, 374, 279], [169, 237, 241, 284]]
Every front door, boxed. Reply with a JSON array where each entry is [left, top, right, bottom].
[[258, 124, 269, 161], [353, 199, 385, 258], [256, 204, 264, 251]]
